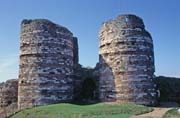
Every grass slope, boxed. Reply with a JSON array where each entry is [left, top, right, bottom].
[[163, 108, 180, 118], [10, 103, 152, 118]]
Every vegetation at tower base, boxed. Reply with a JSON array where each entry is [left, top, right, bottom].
[[18, 19, 78, 109], [10, 103, 153, 118], [153, 76, 180, 103], [98, 14, 158, 106]]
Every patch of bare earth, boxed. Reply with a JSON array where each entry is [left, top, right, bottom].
[[131, 102, 179, 118], [131, 107, 171, 118]]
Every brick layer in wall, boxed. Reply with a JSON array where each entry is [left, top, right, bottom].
[[99, 14, 158, 106], [18, 19, 75, 109]]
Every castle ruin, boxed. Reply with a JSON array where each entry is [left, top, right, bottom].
[[99, 14, 157, 105], [0, 14, 158, 110], [18, 19, 78, 109]]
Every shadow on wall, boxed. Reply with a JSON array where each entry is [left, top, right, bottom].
[[99, 53, 158, 105], [81, 77, 96, 101], [98, 14, 159, 106], [73, 59, 117, 104], [73, 64, 100, 103], [98, 55, 117, 102]]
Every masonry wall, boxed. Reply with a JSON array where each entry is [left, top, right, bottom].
[[0, 79, 18, 107], [99, 14, 158, 106], [72, 37, 79, 65], [18, 19, 75, 109]]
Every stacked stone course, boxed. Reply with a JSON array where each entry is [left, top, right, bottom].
[[18, 19, 77, 109], [99, 14, 158, 105], [0, 14, 158, 110]]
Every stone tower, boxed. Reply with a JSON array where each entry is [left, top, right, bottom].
[[99, 14, 157, 105], [18, 19, 77, 109]]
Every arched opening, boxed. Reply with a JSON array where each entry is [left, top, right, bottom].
[[81, 77, 96, 101]]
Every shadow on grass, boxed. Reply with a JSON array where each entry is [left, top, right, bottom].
[[155, 102, 180, 108], [70, 100, 101, 106]]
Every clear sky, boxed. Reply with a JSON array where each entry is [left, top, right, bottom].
[[0, 0, 179, 82]]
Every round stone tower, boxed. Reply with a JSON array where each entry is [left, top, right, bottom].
[[18, 19, 75, 109], [99, 14, 157, 106]]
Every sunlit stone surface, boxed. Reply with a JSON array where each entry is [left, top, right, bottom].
[[99, 14, 158, 106]]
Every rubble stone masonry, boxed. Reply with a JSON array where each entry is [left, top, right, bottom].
[[0, 14, 159, 110], [0, 79, 18, 107], [99, 14, 158, 106], [18, 19, 76, 109]]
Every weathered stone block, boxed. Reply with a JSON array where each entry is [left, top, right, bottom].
[[18, 19, 77, 109], [99, 14, 158, 106], [0, 79, 18, 107]]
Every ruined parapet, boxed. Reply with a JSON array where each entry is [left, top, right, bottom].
[[0, 79, 18, 107], [18, 19, 75, 109], [99, 14, 157, 105]]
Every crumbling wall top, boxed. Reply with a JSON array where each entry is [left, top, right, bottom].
[[21, 19, 73, 35], [103, 14, 145, 30], [100, 14, 152, 40]]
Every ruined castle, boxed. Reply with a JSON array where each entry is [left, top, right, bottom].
[[0, 14, 158, 110]]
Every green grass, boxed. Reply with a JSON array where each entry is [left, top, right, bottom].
[[10, 103, 153, 118], [163, 108, 180, 118]]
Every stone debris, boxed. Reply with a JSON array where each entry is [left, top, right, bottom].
[[98, 14, 158, 106]]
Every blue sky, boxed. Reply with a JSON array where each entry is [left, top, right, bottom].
[[0, 0, 179, 82]]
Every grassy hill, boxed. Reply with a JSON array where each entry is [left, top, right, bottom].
[[163, 108, 180, 118], [10, 103, 153, 118]]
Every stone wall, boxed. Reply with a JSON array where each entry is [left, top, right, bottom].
[[99, 14, 158, 106], [0, 15, 159, 110], [73, 65, 99, 101], [18, 19, 76, 109], [73, 37, 79, 65], [0, 79, 18, 107]]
